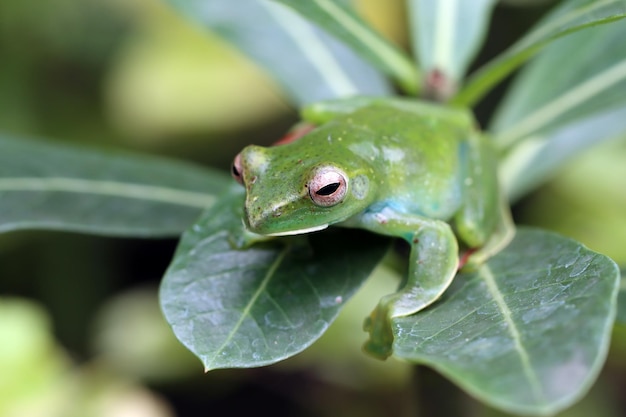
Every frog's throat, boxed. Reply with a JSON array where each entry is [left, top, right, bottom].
[[264, 224, 329, 236]]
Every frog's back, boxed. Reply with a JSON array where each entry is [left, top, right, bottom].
[[336, 103, 473, 220]]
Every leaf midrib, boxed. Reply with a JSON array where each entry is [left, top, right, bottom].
[[452, 0, 626, 106], [205, 245, 290, 371], [261, 1, 359, 97], [496, 58, 626, 147], [480, 265, 544, 403], [0, 177, 215, 208], [433, 0, 456, 77]]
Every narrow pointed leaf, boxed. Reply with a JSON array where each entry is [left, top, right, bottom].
[[0, 135, 227, 236], [491, 13, 626, 149], [271, 0, 420, 94], [452, 0, 626, 108], [164, 0, 391, 104], [407, 0, 497, 93], [393, 228, 619, 416], [160, 188, 389, 371]]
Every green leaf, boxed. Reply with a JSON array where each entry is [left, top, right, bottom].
[[491, 14, 626, 149], [492, 12, 626, 200], [407, 0, 497, 96], [271, 0, 420, 95], [393, 228, 619, 416], [499, 108, 626, 201], [617, 269, 626, 324], [452, 0, 626, 108], [160, 188, 389, 371], [0, 135, 227, 237], [164, 0, 392, 104]]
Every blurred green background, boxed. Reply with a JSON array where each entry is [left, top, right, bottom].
[[1, 0, 625, 416]]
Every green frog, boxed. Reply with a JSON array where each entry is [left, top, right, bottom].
[[231, 97, 514, 359]]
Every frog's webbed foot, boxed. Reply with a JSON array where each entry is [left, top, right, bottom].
[[361, 219, 459, 359]]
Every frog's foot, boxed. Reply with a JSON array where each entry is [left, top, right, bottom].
[[362, 288, 447, 360], [362, 302, 395, 360], [460, 212, 516, 273]]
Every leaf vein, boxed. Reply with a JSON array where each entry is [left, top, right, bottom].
[[261, 1, 359, 96], [480, 265, 545, 402], [205, 245, 291, 371], [0, 177, 214, 208], [497, 58, 626, 146]]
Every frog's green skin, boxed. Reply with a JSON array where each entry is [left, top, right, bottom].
[[232, 97, 514, 359]]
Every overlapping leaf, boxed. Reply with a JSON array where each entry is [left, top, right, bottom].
[[499, 107, 626, 201], [490, 5, 626, 200], [453, 0, 626, 108], [165, 0, 391, 104], [0, 135, 226, 236], [407, 0, 497, 94], [160, 188, 389, 370], [491, 15, 626, 148], [272, 0, 419, 94], [393, 228, 619, 416]]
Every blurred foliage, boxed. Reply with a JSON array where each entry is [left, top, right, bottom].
[[0, 0, 624, 416], [514, 137, 626, 265], [0, 298, 175, 417], [104, 0, 289, 146]]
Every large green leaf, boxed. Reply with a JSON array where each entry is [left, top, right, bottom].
[[272, 0, 419, 94], [0, 135, 227, 237], [164, 0, 391, 104], [393, 228, 619, 416], [407, 0, 497, 96], [160, 187, 389, 371], [492, 10, 626, 200], [452, 0, 626, 108]]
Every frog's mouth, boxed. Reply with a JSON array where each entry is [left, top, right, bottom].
[[263, 224, 329, 237]]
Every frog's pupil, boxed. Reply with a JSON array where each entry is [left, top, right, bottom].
[[316, 182, 340, 196], [232, 164, 240, 177]]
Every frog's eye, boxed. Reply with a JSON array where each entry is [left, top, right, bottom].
[[231, 153, 244, 185], [308, 166, 348, 207]]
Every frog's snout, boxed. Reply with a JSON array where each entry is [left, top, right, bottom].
[[243, 199, 273, 234]]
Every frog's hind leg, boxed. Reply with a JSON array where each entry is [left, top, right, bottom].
[[462, 197, 515, 270], [454, 133, 515, 270], [360, 212, 458, 359]]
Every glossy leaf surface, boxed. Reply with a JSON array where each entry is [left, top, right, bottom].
[[491, 14, 626, 148], [272, 0, 419, 94], [0, 135, 226, 236], [393, 228, 619, 416], [499, 107, 626, 201], [165, 0, 391, 104], [453, 0, 626, 108], [160, 188, 389, 371]]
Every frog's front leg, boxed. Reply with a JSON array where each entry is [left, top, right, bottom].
[[357, 206, 459, 359]]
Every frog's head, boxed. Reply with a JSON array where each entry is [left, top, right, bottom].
[[231, 142, 375, 236]]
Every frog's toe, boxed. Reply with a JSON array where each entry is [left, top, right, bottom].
[[362, 309, 394, 360], [362, 337, 393, 360]]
